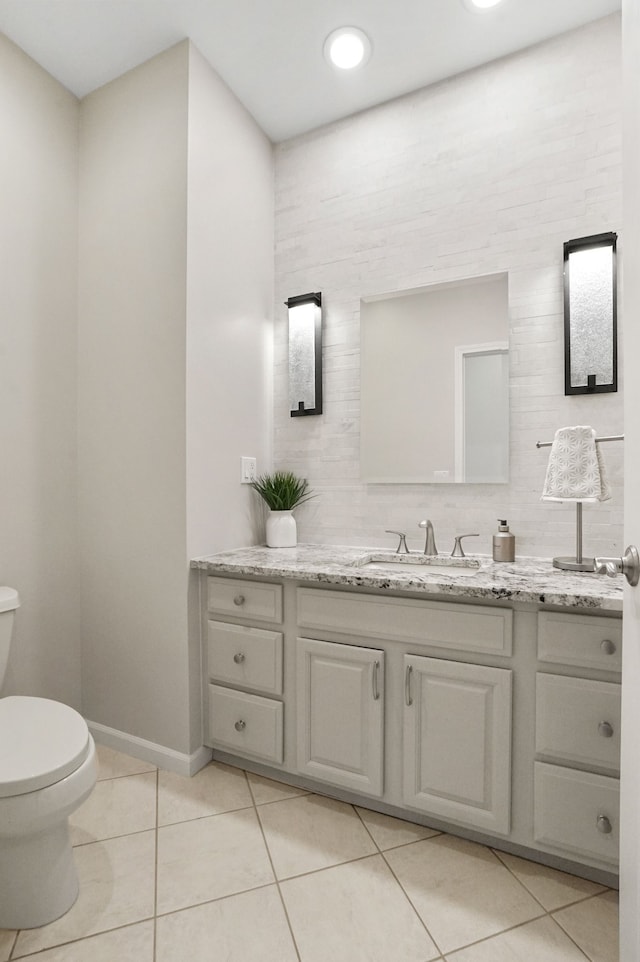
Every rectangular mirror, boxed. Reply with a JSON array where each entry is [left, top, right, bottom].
[[360, 273, 509, 483]]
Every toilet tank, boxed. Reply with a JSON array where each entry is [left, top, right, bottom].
[[0, 588, 20, 690]]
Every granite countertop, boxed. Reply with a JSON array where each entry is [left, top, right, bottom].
[[191, 543, 623, 611]]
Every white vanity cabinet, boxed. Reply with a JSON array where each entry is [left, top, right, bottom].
[[295, 587, 513, 832], [296, 637, 384, 796], [200, 565, 622, 882], [403, 655, 512, 834], [534, 611, 622, 867], [205, 577, 284, 765]]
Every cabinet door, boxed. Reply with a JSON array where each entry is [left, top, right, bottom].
[[403, 654, 512, 834], [297, 637, 384, 797]]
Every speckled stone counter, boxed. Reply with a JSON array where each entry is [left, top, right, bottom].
[[191, 543, 623, 611]]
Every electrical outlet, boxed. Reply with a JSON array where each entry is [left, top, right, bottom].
[[241, 457, 257, 483]]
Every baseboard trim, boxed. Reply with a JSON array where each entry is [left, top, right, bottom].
[[87, 721, 212, 776]]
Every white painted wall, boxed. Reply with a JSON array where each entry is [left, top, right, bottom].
[[186, 45, 274, 559], [274, 16, 624, 560], [77, 41, 274, 755], [0, 34, 81, 706], [78, 43, 192, 752], [185, 45, 274, 749]]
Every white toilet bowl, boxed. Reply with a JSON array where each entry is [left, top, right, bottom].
[[0, 695, 97, 929]]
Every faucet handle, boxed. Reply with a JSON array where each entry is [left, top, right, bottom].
[[451, 533, 479, 558], [385, 530, 410, 554]]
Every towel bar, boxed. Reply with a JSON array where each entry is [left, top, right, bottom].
[[536, 434, 624, 448]]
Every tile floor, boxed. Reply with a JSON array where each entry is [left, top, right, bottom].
[[0, 746, 619, 962]]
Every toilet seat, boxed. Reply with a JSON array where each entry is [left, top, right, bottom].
[[0, 696, 90, 798]]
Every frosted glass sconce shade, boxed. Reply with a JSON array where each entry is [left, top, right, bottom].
[[286, 292, 323, 416], [563, 232, 617, 395]]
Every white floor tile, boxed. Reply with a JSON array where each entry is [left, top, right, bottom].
[[553, 890, 619, 962], [444, 916, 592, 961], [158, 761, 252, 826], [258, 793, 377, 879], [494, 851, 607, 911], [247, 771, 309, 805], [385, 834, 544, 954], [355, 806, 440, 850], [70, 771, 157, 844], [94, 744, 156, 780], [0, 930, 15, 962], [156, 886, 298, 962], [13, 831, 156, 958], [281, 854, 440, 962], [12, 921, 154, 962], [156, 808, 274, 914]]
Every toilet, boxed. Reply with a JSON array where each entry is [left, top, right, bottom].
[[0, 587, 97, 929]]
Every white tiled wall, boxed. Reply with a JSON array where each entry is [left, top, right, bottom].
[[273, 15, 624, 560]]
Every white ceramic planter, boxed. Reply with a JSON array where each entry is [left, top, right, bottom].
[[266, 510, 297, 547]]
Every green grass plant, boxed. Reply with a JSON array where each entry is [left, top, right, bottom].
[[250, 470, 314, 511]]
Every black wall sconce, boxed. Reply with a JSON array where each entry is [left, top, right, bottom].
[[564, 232, 617, 395], [286, 292, 323, 416]]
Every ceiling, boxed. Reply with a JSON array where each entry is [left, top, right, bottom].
[[0, 0, 621, 142]]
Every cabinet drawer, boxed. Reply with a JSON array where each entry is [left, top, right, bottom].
[[208, 577, 283, 624], [536, 674, 620, 773], [297, 588, 512, 656], [537, 612, 621, 671], [534, 762, 619, 865], [207, 684, 283, 764], [208, 621, 283, 695]]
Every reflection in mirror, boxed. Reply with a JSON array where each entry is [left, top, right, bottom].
[[360, 273, 509, 484]]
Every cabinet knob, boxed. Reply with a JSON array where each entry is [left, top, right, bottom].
[[233, 594, 245, 606], [596, 814, 612, 834], [600, 639, 616, 655], [233, 652, 245, 664], [598, 721, 614, 738], [234, 719, 246, 732]]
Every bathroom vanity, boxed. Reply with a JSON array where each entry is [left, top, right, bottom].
[[191, 545, 623, 885]]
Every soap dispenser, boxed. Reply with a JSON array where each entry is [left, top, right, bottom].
[[493, 520, 515, 562]]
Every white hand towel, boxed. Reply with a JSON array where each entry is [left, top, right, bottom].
[[541, 426, 611, 502]]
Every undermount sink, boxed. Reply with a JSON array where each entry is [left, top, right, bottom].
[[353, 554, 482, 577]]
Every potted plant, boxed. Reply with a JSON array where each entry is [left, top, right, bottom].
[[250, 470, 314, 547]]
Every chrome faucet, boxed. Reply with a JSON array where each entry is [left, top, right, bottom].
[[418, 519, 437, 556], [386, 529, 410, 554]]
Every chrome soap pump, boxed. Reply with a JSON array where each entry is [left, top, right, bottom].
[[493, 519, 515, 562]]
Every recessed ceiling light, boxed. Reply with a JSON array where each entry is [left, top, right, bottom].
[[462, 0, 504, 10], [324, 27, 372, 70]]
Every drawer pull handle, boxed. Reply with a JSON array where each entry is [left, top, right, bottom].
[[233, 652, 246, 664], [234, 719, 246, 732], [233, 594, 245, 607], [596, 814, 612, 835], [598, 721, 614, 738], [405, 665, 413, 707], [372, 660, 380, 701], [600, 639, 616, 655]]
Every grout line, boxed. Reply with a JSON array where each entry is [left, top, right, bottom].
[[250, 773, 302, 962], [546, 914, 593, 962], [9, 919, 156, 961], [153, 880, 284, 922], [379, 848, 445, 959], [96, 769, 158, 782], [488, 846, 553, 915], [153, 767, 159, 962], [157, 801, 255, 830], [352, 803, 383, 852], [438, 914, 591, 960], [491, 847, 611, 915], [7, 929, 18, 961]]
